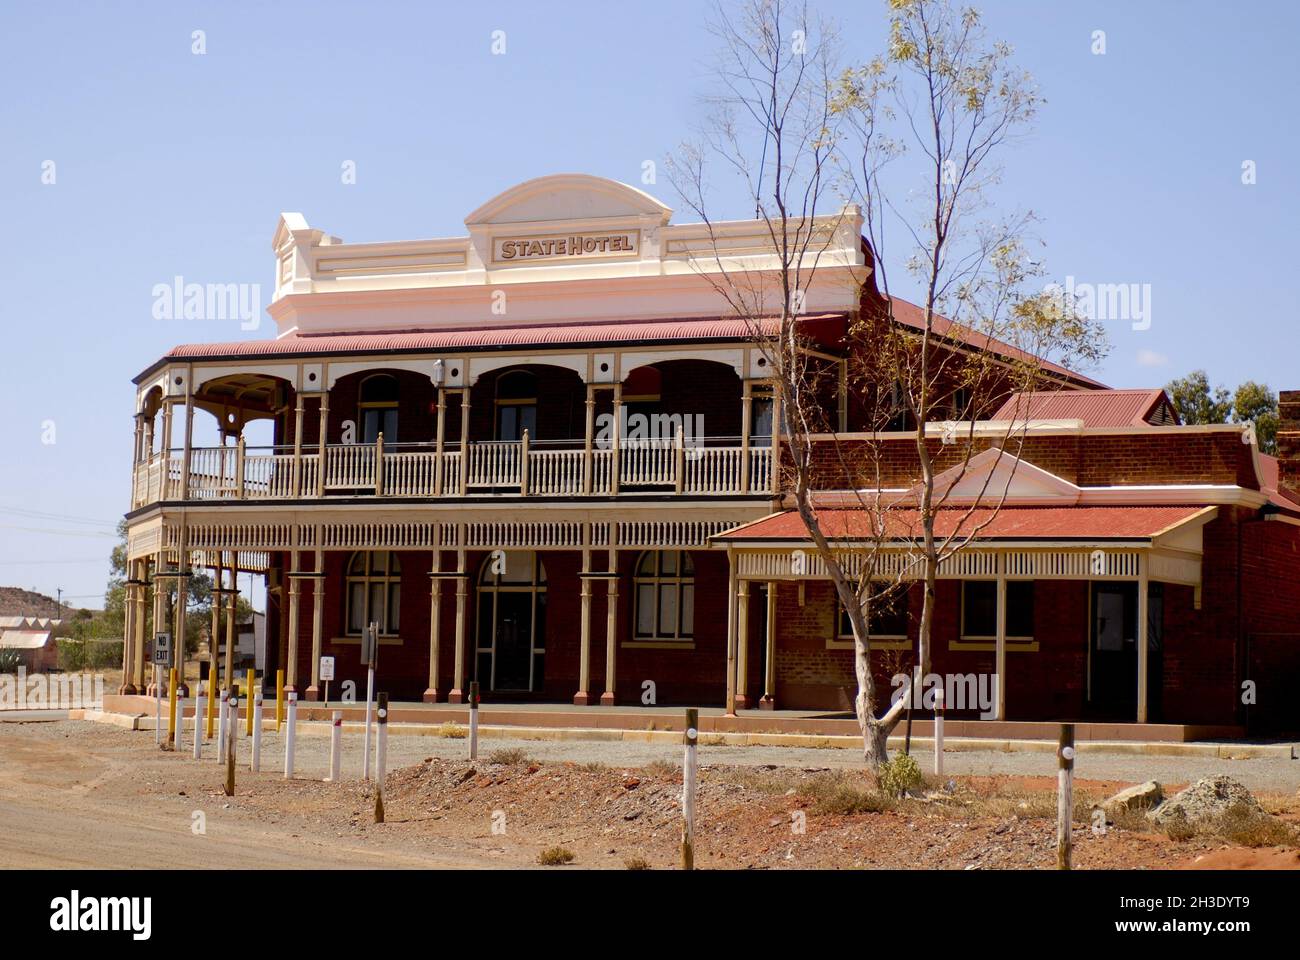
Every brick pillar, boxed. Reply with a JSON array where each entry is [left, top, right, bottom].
[[1279, 390, 1300, 495]]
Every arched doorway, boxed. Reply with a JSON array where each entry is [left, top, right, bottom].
[[475, 552, 547, 692]]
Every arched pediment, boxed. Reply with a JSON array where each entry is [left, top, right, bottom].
[[464, 173, 672, 226]]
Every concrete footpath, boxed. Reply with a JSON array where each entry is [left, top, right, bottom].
[[74, 707, 1299, 760]]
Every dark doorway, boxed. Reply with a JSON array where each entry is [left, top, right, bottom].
[[1089, 582, 1162, 720]]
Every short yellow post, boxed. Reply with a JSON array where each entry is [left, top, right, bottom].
[[245, 669, 255, 736], [166, 667, 178, 746], [276, 669, 285, 731], [205, 666, 217, 740]]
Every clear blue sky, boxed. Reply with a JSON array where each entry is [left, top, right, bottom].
[[1, 0, 1296, 607]]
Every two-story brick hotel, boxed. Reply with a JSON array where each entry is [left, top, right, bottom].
[[117, 174, 1300, 735]]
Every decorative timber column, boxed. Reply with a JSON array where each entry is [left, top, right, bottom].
[[224, 553, 239, 696], [433, 387, 447, 496], [725, 548, 738, 715], [448, 533, 468, 703], [208, 557, 223, 699], [759, 581, 777, 709], [458, 388, 471, 495], [291, 393, 306, 497], [118, 571, 137, 694], [770, 383, 782, 495], [599, 525, 619, 706], [609, 382, 623, 496], [1137, 554, 1150, 724], [172, 521, 190, 696], [148, 554, 165, 696], [583, 384, 596, 493], [574, 525, 593, 705], [424, 538, 444, 702], [316, 395, 329, 497], [285, 549, 302, 693], [740, 380, 753, 493], [307, 542, 324, 700], [995, 556, 1007, 722], [160, 399, 175, 499], [179, 393, 195, 500], [130, 560, 149, 691], [734, 579, 751, 710]]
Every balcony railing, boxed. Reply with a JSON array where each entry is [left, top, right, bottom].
[[130, 436, 773, 508]]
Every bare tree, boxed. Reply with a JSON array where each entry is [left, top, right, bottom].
[[672, 0, 1107, 771]]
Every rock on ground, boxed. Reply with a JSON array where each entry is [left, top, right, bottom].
[[1148, 776, 1259, 827], [1101, 780, 1162, 817]]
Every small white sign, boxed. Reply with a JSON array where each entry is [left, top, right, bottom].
[[319, 656, 336, 681]]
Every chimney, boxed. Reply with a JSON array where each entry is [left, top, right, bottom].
[[1279, 390, 1300, 495]]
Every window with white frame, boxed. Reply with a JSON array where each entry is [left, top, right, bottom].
[[346, 551, 401, 635], [633, 550, 695, 643]]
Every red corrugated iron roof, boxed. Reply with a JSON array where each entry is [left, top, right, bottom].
[[884, 297, 1106, 389], [716, 505, 1209, 542], [990, 389, 1174, 427], [157, 315, 847, 364], [1257, 453, 1300, 510]]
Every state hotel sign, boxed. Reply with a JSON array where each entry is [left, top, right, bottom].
[[493, 230, 639, 264]]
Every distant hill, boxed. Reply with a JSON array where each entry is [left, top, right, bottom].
[[0, 587, 82, 620]]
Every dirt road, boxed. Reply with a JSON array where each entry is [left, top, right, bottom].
[[0, 719, 506, 869]]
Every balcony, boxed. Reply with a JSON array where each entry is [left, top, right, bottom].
[[131, 435, 774, 509]]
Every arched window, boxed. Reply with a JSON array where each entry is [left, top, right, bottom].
[[346, 551, 401, 635], [634, 551, 694, 643], [359, 375, 399, 444], [495, 370, 538, 442]]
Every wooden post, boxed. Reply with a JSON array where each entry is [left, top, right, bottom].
[[458, 389, 471, 496], [374, 432, 385, 496], [674, 423, 685, 494], [224, 686, 238, 797], [224, 556, 238, 700], [575, 537, 592, 705], [600, 529, 619, 706], [286, 556, 301, 692], [309, 545, 325, 699], [1057, 723, 1075, 870], [179, 396, 194, 500], [450, 545, 467, 702], [681, 708, 698, 871], [610, 382, 622, 495], [934, 687, 945, 778], [207, 563, 220, 739], [374, 693, 388, 823]]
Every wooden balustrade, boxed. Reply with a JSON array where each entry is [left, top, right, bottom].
[[130, 437, 771, 506]]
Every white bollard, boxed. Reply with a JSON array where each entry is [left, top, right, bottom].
[[934, 687, 944, 778], [328, 710, 342, 782], [250, 693, 263, 772], [173, 692, 184, 753], [362, 665, 375, 780], [283, 691, 298, 779], [468, 681, 479, 761], [193, 695, 205, 760], [217, 688, 229, 764], [153, 665, 161, 746]]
